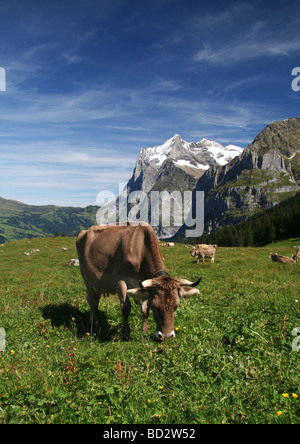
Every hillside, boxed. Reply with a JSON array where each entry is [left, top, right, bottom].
[[176, 117, 300, 239], [185, 191, 300, 246], [0, 197, 98, 243]]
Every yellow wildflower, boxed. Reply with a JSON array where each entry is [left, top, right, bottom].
[[159, 386, 164, 390], [10, 350, 14, 355], [276, 411, 283, 416], [292, 393, 298, 399], [282, 393, 289, 398], [46, 345, 50, 348], [147, 399, 151, 403]]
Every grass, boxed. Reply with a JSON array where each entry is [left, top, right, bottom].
[[0, 236, 299, 424]]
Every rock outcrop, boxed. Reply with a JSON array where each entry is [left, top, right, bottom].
[[180, 117, 300, 236]]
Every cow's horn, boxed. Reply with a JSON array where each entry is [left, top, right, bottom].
[[179, 277, 202, 287], [140, 279, 153, 288]]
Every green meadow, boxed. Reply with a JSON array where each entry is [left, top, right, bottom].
[[0, 236, 299, 424]]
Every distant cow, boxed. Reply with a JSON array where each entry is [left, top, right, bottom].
[[191, 245, 216, 263], [197, 244, 217, 249], [68, 258, 80, 267], [269, 253, 296, 264], [76, 223, 202, 340], [293, 247, 300, 262]]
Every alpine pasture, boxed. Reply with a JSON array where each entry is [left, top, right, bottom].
[[0, 236, 299, 424]]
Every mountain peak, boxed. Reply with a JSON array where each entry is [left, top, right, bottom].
[[248, 116, 300, 158], [170, 133, 182, 140], [129, 134, 243, 198], [140, 135, 243, 169]]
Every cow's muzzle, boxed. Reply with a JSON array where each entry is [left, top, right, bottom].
[[155, 330, 175, 340]]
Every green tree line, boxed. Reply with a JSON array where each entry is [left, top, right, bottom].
[[195, 192, 300, 247]]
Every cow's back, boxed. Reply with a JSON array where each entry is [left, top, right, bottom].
[[76, 223, 165, 291], [200, 246, 215, 255]]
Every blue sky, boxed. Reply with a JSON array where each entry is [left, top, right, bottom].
[[1, 0, 300, 206]]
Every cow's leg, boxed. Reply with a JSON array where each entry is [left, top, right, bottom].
[[117, 280, 132, 340], [132, 298, 149, 333], [86, 289, 101, 335], [141, 300, 150, 333]]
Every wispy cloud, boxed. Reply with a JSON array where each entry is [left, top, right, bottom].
[[192, 5, 300, 65], [193, 37, 300, 64], [1, 1, 299, 206]]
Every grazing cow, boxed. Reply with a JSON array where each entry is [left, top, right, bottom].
[[68, 258, 80, 267], [197, 244, 217, 249], [76, 223, 202, 340], [269, 253, 296, 264], [191, 245, 216, 263], [293, 247, 300, 262]]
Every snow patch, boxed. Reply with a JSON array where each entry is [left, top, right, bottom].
[[174, 159, 210, 170], [141, 134, 243, 170]]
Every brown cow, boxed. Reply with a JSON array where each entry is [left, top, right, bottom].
[[76, 223, 202, 340], [191, 245, 216, 263], [269, 253, 296, 264]]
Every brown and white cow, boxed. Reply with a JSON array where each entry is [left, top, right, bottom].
[[191, 244, 216, 263], [76, 223, 202, 340], [293, 247, 300, 262], [269, 253, 296, 264]]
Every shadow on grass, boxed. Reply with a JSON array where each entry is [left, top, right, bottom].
[[40, 303, 120, 343]]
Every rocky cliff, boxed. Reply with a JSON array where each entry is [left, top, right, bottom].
[[180, 117, 300, 236]]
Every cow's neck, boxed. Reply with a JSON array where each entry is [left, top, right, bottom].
[[152, 269, 170, 278], [144, 228, 168, 278]]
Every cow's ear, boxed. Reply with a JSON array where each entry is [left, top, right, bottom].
[[179, 287, 200, 299]]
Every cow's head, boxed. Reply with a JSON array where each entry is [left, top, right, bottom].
[[127, 275, 202, 340]]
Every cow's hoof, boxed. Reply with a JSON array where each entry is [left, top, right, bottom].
[[120, 335, 131, 342], [120, 326, 131, 341]]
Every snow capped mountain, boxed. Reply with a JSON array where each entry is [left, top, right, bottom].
[[195, 139, 244, 166], [100, 134, 243, 239], [123, 134, 243, 238], [126, 133, 243, 203], [133, 134, 243, 190]]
